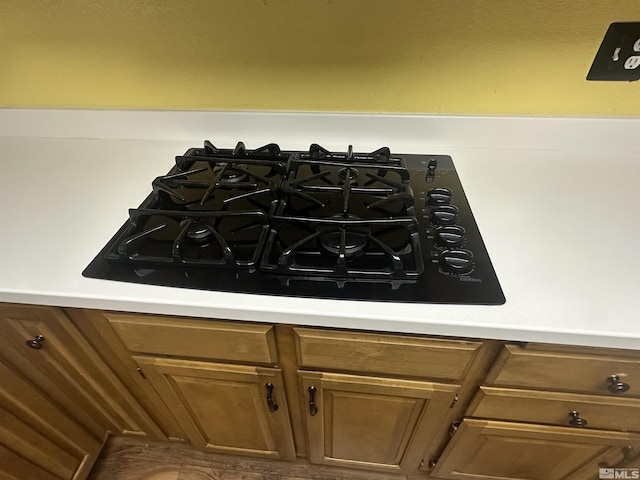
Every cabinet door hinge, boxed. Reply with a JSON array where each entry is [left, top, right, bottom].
[[449, 393, 460, 408], [449, 421, 461, 437], [136, 367, 147, 379]]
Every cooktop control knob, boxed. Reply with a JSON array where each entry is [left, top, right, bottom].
[[435, 226, 466, 248], [430, 205, 458, 225], [426, 187, 453, 205], [440, 249, 474, 275]]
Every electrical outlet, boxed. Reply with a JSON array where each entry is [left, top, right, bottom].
[[587, 22, 640, 81]]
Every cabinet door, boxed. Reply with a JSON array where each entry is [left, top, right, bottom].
[[66, 307, 185, 441], [431, 419, 640, 480], [0, 356, 101, 480], [299, 371, 458, 474], [0, 304, 161, 437], [134, 356, 295, 460]]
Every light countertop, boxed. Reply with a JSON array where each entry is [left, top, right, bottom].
[[1, 109, 639, 350]]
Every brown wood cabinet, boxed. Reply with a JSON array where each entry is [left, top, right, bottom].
[[0, 305, 104, 480], [430, 342, 640, 480], [293, 327, 491, 475], [3, 303, 640, 479], [69, 309, 296, 460]]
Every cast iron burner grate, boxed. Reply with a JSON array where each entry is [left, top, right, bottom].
[[152, 141, 288, 213], [260, 143, 423, 287], [106, 209, 270, 271]]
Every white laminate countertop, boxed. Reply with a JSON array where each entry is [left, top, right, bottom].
[[1, 109, 639, 350]]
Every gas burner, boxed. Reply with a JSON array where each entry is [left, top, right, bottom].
[[337, 167, 360, 185], [318, 215, 369, 257], [182, 220, 213, 242], [212, 164, 248, 183]]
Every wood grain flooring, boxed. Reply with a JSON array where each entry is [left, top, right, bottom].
[[88, 436, 423, 480]]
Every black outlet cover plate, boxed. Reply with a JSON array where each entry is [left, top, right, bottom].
[[587, 22, 640, 81]]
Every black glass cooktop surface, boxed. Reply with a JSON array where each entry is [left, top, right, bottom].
[[83, 142, 505, 305]]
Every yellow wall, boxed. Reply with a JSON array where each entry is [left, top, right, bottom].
[[1, 0, 639, 115]]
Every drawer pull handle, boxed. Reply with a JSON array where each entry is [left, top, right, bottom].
[[622, 446, 634, 464], [568, 410, 588, 427], [608, 375, 630, 394], [265, 383, 278, 412], [308, 386, 318, 416], [25, 335, 45, 350]]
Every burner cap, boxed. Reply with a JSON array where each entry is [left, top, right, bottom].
[[318, 215, 369, 257], [182, 221, 213, 241], [338, 167, 359, 185], [214, 164, 248, 183]]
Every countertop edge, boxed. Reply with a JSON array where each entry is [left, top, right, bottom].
[[2, 291, 638, 351]]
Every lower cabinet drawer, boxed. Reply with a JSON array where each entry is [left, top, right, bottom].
[[294, 327, 482, 380], [466, 386, 640, 432], [105, 313, 278, 364], [431, 419, 640, 480], [485, 344, 640, 396]]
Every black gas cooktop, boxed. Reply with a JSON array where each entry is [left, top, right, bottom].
[[83, 141, 505, 305]]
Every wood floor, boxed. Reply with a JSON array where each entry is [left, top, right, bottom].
[[87, 436, 420, 480]]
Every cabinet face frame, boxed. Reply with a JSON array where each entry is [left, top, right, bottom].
[[299, 370, 459, 474], [135, 356, 296, 461], [431, 419, 640, 480]]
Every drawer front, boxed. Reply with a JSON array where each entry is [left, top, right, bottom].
[[294, 327, 482, 380], [468, 386, 640, 432], [106, 313, 277, 364], [486, 344, 640, 396]]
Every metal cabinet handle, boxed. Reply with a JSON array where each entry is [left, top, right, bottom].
[[265, 383, 278, 412], [308, 386, 318, 416], [608, 375, 630, 394], [25, 335, 45, 350], [622, 446, 634, 464], [568, 410, 588, 427]]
